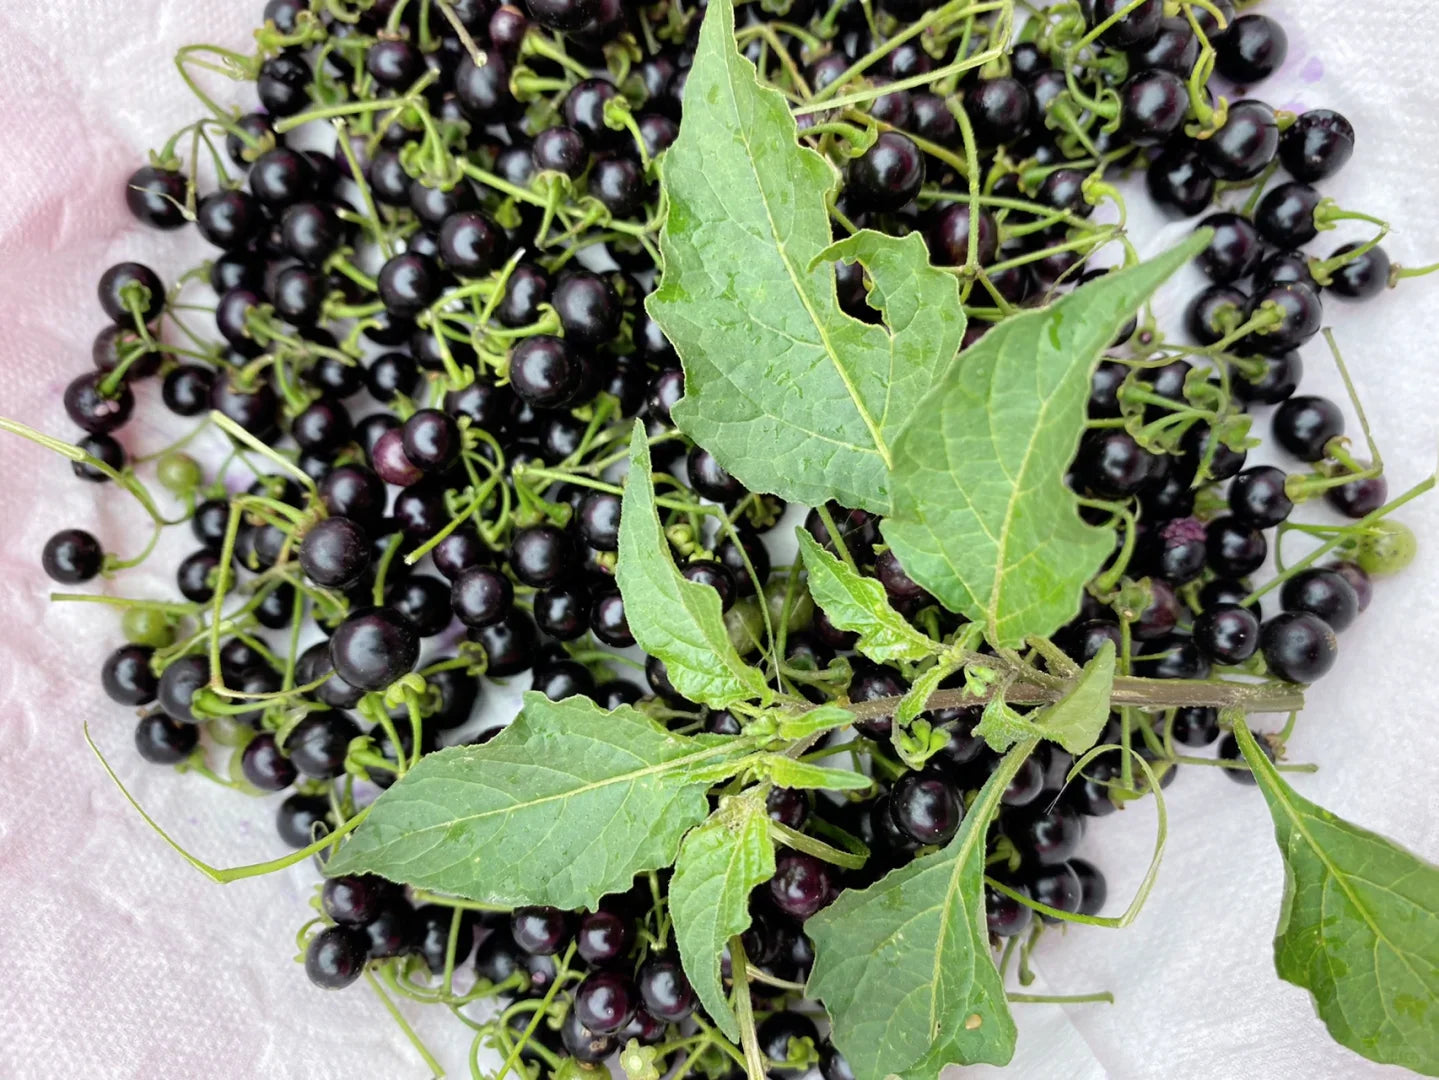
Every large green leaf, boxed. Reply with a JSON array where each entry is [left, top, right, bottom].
[[796, 529, 938, 664], [647, 0, 965, 514], [806, 744, 1035, 1080], [669, 793, 776, 1041], [881, 235, 1209, 646], [325, 694, 748, 910], [1234, 721, 1439, 1075], [617, 421, 774, 709]]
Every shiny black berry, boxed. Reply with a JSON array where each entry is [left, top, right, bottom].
[[1192, 604, 1260, 665], [42, 528, 103, 583], [305, 925, 369, 989], [328, 607, 419, 691], [1273, 395, 1344, 462], [1206, 517, 1267, 577], [1280, 568, 1358, 632], [1215, 13, 1288, 83], [1279, 109, 1354, 182], [1261, 611, 1338, 683], [848, 132, 924, 211], [1229, 466, 1293, 528]]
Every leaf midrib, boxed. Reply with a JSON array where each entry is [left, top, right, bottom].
[[377, 737, 742, 843], [926, 744, 1031, 1043], [1252, 736, 1427, 992], [719, 37, 891, 471]]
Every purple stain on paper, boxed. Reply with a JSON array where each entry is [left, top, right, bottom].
[[1301, 56, 1324, 83]]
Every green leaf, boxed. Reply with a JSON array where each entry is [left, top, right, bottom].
[[756, 754, 873, 791], [647, 0, 964, 514], [669, 793, 777, 1041], [1233, 721, 1439, 1075], [880, 235, 1210, 647], [1038, 642, 1116, 754], [972, 695, 1038, 754], [892, 655, 966, 769], [806, 745, 1034, 1080], [775, 702, 854, 740], [796, 529, 938, 664], [617, 421, 775, 709], [325, 693, 748, 910]]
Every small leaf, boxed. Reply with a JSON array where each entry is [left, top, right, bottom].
[[881, 235, 1210, 647], [796, 529, 938, 664], [648, 0, 965, 514], [325, 693, 749, 910], [1038, 642, 1116, 755], [617, 421, 774, 709], [806, 746, 1034, 1080], [973, 695, 1039, 754], [756, 754, 873, 791], [776, 702, 855, 740], [670, 793, 777, 1041], [1233, 721, 1439, 1075]]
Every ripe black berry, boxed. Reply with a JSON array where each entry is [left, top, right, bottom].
[[769, 851, 833, 919], [328, 607, 419, 691], [289, 713, 362, 779], [1215, 13, 1288, 83], [1261, 611, 1338, 683], [1028, 862, 1083, 923], [553, 271, 621, 346], [1280, 568, 1359, 632], [965, 77, 1032, 146], [1229, 466, 1293, 528], [1192, 605, 1260, 665], [1280, 109, 1355, 182], [985, 879, 1034, 937], [574, 971, 637, 1035], [1071, 857, 1108, 916], [1171, 706, 1221, 747], [638, 957, 695, 1022], [299, 517, 371, 588], [512, 906, 570, 955], [509, 525, 574, 587], [135, 712, 199, 765], [577, 910, 632, 968], [1086, 0, 1162, 46], [1255, 182, 1322, 249], [1273, 395, 1344, 462], [377, 253, 442, 319], [277, 793, 331, 848], [1206, 517, 1267, 577], [1326, 244, 1392, 301], [758, 1012, 820, 1074], [889, 772, 962, 845], [848, 132, 924, 210], [1195, 212, 1262, 283], [42, 528, 103, 583], [305, 925, 369, 990], [1202, 99, 1279, 181], [125, 165, 188, 230], [1118, 68, 1188, 143], [241, 732, 297, 791], [1146, 143, 1215, 217]]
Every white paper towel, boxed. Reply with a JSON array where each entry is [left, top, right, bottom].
[[0, 1, 1436, 1078]]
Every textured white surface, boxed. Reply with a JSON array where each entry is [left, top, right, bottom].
[[0, 1, 1436, 1078]]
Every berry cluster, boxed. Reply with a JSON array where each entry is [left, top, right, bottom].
[[14, 0, 1431, 1076]]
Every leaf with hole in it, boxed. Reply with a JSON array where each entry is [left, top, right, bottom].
[[796, 529, 938, 664], [881, 235, 1210, 647], [324, 693, 750, 910], [670, 792, 776, 1042], [806, 746, 1034, 1080], [617, 421, 774, 710], [647, 0, 964, 514], [1233, 721, 1439, 1075]]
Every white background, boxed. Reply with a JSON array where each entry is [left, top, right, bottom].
[[0, 1, 1436, 1078]]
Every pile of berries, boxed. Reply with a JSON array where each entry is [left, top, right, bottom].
[[21, 0, 1427, 1075]]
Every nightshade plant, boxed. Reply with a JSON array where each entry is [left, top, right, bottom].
[[7, 0, 1439, 1077]]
